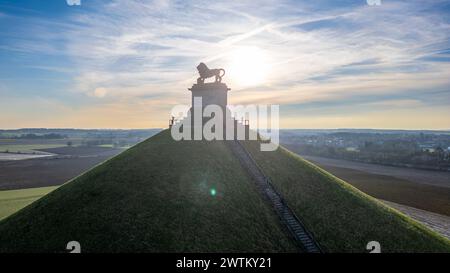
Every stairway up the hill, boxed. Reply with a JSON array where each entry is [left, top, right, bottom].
[[227, 140, 322, 253]]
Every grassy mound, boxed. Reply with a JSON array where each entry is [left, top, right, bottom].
[[1, 129, 449, 253], [243, 141, 450, 253], [0, 131, 296, 252]]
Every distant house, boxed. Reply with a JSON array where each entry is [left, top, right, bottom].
[[423, 148, 436, 153], [345, 147, 359, 152], [419, 143, 436, 153]]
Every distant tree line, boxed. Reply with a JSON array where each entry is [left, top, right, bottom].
[[291, 143, 450, 171], [80, 139, 129, 148], [281, 132, 450, 171], [14, 133, 67, 139]]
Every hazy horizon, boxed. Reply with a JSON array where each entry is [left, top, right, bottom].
[[1, 127, 449, 132]]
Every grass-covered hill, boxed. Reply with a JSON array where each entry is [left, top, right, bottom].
[[1, 130, 449, 252], [0, 130, 296, 252]]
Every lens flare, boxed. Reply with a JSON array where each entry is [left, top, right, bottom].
[[210, 188, 217, 196]]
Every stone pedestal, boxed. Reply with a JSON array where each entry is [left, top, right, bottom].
[[189, 82, 230, 112], [172, 81, 250, 140]]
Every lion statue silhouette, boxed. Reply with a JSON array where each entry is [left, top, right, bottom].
[[196, 62, 225, 84]]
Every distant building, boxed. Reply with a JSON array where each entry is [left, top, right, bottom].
[[419, 143, 436, 153], [345, 147, 359, 152]]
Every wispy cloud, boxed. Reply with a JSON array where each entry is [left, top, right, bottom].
[[0, 0, 449, 128]]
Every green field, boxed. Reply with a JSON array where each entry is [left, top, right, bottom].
[[0, 130, 449, 252], [0, 186, 58, 220]]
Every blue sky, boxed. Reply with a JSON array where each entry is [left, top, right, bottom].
[[0, 0, 449, 129]]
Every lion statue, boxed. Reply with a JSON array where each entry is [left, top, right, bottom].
[[196, 62, 225, 84]]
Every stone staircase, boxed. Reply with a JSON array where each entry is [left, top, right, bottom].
[[227, 140, 322, 253]]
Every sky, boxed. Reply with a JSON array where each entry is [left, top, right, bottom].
[[0, 0, 449, 129]]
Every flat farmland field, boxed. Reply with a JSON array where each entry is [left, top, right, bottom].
[[0, 146, 123, 190], [0, 138, 82, 153], [0, 186, 58, 220], [0, 144, 66, 154], [303, 155, 450, 216], [0, 153, 54, 160]]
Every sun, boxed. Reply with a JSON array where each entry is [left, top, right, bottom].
[[227, 46, 270, 87]]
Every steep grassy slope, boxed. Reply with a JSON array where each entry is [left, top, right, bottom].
[[243, 141, 450, 252], [0, 131, 297, 252]]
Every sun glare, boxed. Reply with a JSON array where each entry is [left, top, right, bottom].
[[228, 47, 270, 87]]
